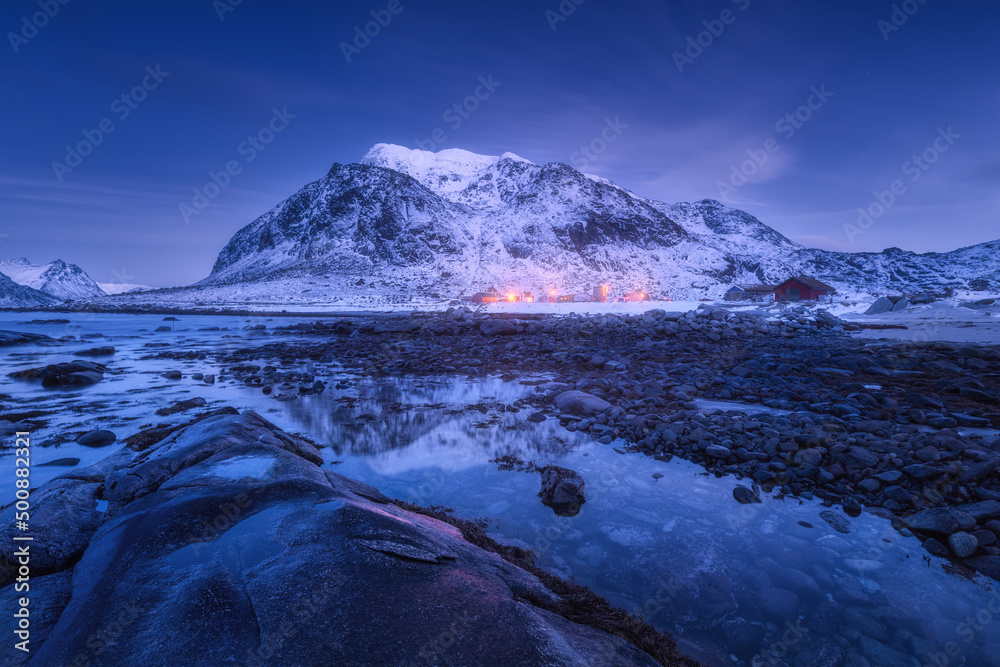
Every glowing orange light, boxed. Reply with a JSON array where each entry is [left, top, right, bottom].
[[507, 293, 516, 302]]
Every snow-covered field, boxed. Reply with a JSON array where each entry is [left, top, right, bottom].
[[840, 298, 1000, 344]]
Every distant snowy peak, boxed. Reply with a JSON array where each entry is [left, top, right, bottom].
[[0, 258, 105, 300], [0, 271, 61, 308], [361, 143, 533, 198], [656, 200, 802, 251], [97, 282, 154, 295]]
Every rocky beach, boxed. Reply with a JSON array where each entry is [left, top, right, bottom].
[[2, 304, 998, 666]]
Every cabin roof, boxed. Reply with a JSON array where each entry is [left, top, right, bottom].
[[779, 275, 836, 291]]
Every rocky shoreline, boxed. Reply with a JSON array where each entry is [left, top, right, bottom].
[[0, 409, 694, 666], [137, 304, 1000, 582]]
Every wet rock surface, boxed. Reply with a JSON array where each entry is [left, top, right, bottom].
[[0, 330, 54, 346], [538, 465, 586, 517], [8, 360, 106, 387], [75, 429, 117, 448], [0, 410, 687, 666]]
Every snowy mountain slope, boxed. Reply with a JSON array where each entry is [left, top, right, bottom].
[[0, 271, 62, 308], [188, 143, 999, 301], [0, 258, 105, 300], [361, 143, 533, 198], [790, 241, 1000, 296], [204, 154, 712, 298], [97, 282, 154, 295]]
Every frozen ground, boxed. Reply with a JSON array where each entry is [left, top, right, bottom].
[[838, 297, 1000, 345]]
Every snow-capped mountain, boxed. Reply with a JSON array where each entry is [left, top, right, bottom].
[[200, 143, 999, 299], [0, 271, 62, 308], [0, 258, 105, 300]]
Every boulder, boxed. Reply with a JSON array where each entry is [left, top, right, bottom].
[[966, 555, 1000, 580], [948, 532, 979, 558], [76, 429, 117, 448], [843, 445, 879, 469], [864, 297, 894, 315], [705, 444, 732, 459], [554, 390, 611, 416], [0, 330, 54, 346], [903, 508, 977, 535], [36, 457, 81, 467], [8, 360, 106, 387], [538, 465, 586, 517], [732, 485, 761, 504], [23, 411, 668, 666], [73, 346, 115, 357], [955, 500, 1000, 522], [480, 319, 517, 336], [890, 298, 909, 312], [155, 397, 209, 417]]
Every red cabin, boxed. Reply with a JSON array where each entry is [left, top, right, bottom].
[[773, 276, 836, 302]]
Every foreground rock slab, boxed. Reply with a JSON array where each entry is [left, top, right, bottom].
[[1, 410, 689, 666], [8, 360, 106, 387], [0, 330, 53, 346]]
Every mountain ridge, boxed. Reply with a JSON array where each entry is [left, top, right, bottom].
[[0, 258, 105, 301], [197, 143, 998, 300]]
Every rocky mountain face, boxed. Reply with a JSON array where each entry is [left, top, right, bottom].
[[0, 258, 105, 301], [0, 270, 62, 308], [202, 144, 999, 299]]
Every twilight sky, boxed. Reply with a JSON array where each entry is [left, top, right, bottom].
[[1, 0, 997, 287]]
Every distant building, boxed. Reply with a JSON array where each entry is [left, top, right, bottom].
[[471, 292, 498, 303], [728, 284, 776, 302], [592, 285, 608, 302], [773, 276, 836, 302], [557, 293, 591, 303], [624, 290, 650, 302], [723, 286, 746, 301]]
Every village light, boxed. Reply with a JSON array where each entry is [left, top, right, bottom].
[[507, 293, 516, 302]]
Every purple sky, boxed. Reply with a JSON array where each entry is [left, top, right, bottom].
[[1, 0, 997, 286]]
